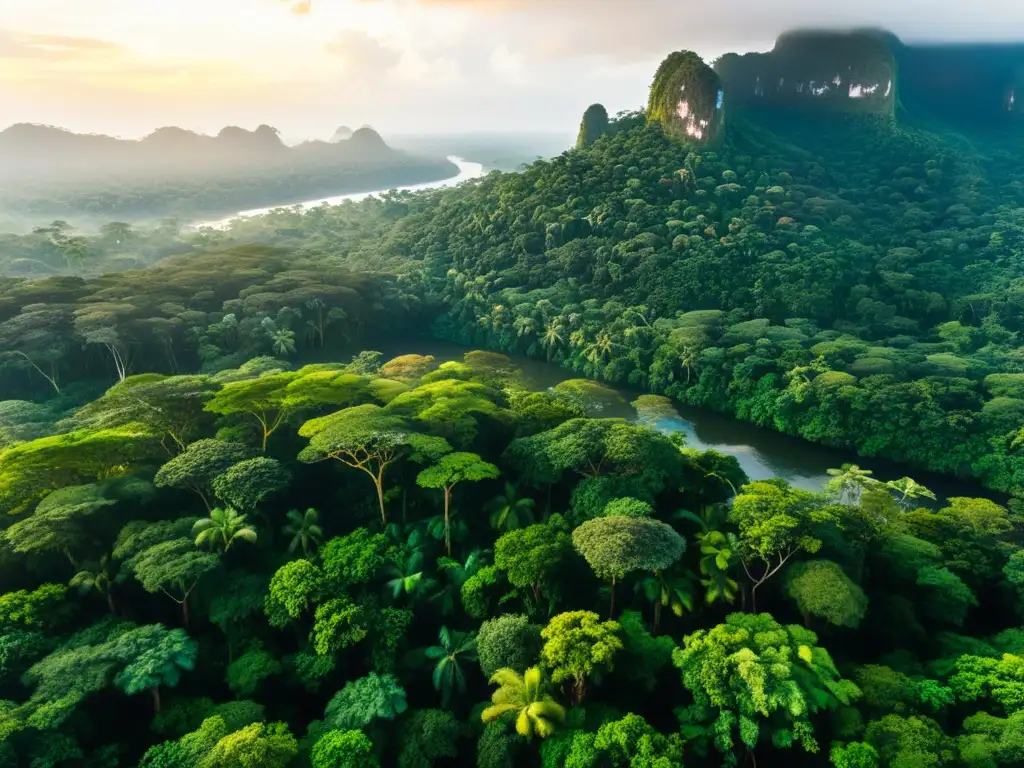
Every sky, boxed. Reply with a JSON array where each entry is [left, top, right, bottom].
[[2, 0, 1023, 140]]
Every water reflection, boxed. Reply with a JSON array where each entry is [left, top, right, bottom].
[[372, 338, 993, 505]]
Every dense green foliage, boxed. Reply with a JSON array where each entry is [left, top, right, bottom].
[[2, 39, 1024, 768], [0, 346, 1021, 766], [9, 89, 1024, 495]]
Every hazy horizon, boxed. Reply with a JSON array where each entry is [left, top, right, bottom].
[[3, 0, 1024, 139]]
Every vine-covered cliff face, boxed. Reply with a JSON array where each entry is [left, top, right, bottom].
[[577, 104, 610, 149], [647, 51, 725, 144], [714, 29, 1023, 127], [897, 43, 1023, 126], [715, 30, 897, 115]]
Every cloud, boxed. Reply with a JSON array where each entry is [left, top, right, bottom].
[[489, 43, 525, 84], [391, 47, 463, 86], [294, 0, 1024, 61], [0, 30, 126, 61], [323, 30, 402, 75]]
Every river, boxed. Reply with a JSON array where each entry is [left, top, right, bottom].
[[190, 156, 991, 506], [381, 339, 991, 505], [195, 156, 486, 229]]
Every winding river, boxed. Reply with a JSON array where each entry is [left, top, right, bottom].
[[387, 340, 992, 506], [191, 156, 991, 506], [196, 156, 485, 229]]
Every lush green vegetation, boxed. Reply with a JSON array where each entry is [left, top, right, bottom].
[[2, 345, 1022, 768], [9, 98, 1021, 493], [3, 41, 1024, 767]]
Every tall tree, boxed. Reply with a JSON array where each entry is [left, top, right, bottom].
[[673, 612, 860, 763], [113, 624, 197, 714], [494, 517, 572, 611], [212, 457, 291, 512], [204, 372, 298, 453], [298, 404, 451, 525], [125, 536, 219, 627], [729, 480, 837, 611], [825, 464, 881, 505], [540, 611, 622, 705], [4, 482, 115, 566], [154, 439, 252, 511], [416, 451, 499, 556], [571, 515, 686, 617], [71, 373, 219, 454]]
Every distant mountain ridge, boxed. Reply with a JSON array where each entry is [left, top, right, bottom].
[[0, 121, 459, 226], [331, 125, 354, 142], [0, 122, 397, 180]]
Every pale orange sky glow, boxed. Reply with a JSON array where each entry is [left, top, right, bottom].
[[3, 0, 1023, 139]]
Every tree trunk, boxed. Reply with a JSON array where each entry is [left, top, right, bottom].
[[106, 589, 117, 615], [574, 676, 586, 706], [653, 598, 662, 635], [194, 487, 212, 513], [182, 595, 191, 629], [443, 486, 452, 557], [375, 470, 387, 525], [151, 686, 162, 714], [609, 575, 616, 618]]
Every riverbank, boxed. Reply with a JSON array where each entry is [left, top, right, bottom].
[[193, 155, 485, 230], [351, 337, 996, 506]]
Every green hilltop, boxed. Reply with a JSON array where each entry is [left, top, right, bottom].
[[1, 25, 1024, 768]]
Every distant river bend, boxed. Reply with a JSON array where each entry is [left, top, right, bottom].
[[369, 340, 992, 507], [195, 156, 485, 229]]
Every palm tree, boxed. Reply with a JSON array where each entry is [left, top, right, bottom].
[[192, 507, 257, 553], [487, 483, 536, 532], [584, 330, 616, 365], [432, 550, 488, 616], [283, 508, 323, 556], [698, 530, 740, 606], [70, 554, 117, 614], [825, 463, 881, 504], [481, 666, 565, 740], [513, 315, 536, 341], [383, 549, 432, 603], [270, 328, 296, 357], [540, 321, 564, 361], [885, 477, 937, 509], [425, 626, 478, 706], [635, 570, 697, 634], [260, 317, 296, 357]]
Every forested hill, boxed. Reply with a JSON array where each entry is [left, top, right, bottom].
[[0, 123, 457, 227], [2, 29, 1024, 499], [5, 28, 1024, 768]]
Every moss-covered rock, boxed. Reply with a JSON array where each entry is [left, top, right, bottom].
[[577, 104, 610, 148], [647, 51, 724, 144]]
